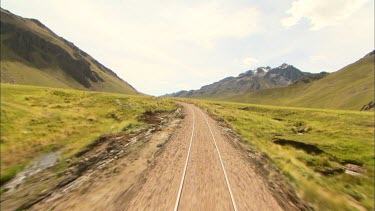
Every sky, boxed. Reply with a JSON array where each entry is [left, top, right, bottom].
[[2, 0, 374, 96]]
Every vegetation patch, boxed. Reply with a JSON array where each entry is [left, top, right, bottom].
[[0, 84, 176, 185]]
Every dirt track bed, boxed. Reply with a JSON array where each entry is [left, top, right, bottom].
[[1, 109, 182, 211]]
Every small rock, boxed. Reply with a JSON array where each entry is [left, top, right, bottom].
[[115, 136, 124, 140], [259, 152, 270, 160], [56, 175, 79, 188], [345, 170, 361, 176], [177, 114, 185, 119], [223, 128, 232, 133], [345, 164, 366, 174], [157, 143, 164, 148], [360, 101, 375, 111], [216, 117, 225, 122], [87, 117, 96, 122], [106, 146, 114, 152], [303, 126, 313, 133], [38, 189, 49, 196]]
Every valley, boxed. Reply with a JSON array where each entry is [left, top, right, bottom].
[[1, 84, 373, 210], [1, 4, 374, 211]]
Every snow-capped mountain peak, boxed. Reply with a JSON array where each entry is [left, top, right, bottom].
[[279, 63, 290, 69]]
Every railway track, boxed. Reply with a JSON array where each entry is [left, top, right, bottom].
[[174, 105, 237, 211], [125, 103, 283, 210]]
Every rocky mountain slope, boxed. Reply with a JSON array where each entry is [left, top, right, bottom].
[[229, 51, 374, 110], [0, 8, 138, 94], [166, 63, 309, 99]]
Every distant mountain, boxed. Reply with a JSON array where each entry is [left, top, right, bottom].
[[166, 63, 309, 99], [229, 51, 374, 110], [0, 8, 138, 94]]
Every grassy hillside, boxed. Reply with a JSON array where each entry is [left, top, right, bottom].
[[230, 54, 375, 110], [0, 8, 138, 95], [0, 83, 175, 185], [186, 99, 374, 210]]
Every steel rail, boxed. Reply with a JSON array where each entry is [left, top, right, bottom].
[[198, 108, 238, 211], [174, 106, 196, 211]]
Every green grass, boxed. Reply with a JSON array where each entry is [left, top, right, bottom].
[[229, 55, 374, 110], [0, 163, 26, 186], [0, 83, 176, 184], [183, 99, 374, 210]]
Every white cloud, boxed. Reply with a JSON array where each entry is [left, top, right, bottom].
[[177, 3, 261, 47], [47, 1, 262, 95], [71, 1, 262, 49], [281, 0, 369, 30], [242, 57, 259, 67]]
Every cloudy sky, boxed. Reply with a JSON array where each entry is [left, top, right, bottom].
[[2, 0, 373, 95]]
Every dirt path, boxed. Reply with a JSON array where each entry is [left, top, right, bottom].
[[123, 103, 282, 210]]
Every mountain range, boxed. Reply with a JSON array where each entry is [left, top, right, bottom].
[[229, 51, 374, 110], [0, 8, 138, 95], [167, 51, 374, 110], [166, 63, 324, 99]]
